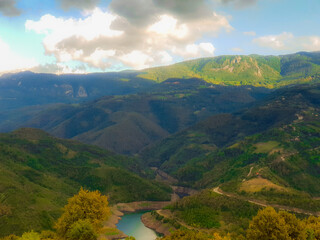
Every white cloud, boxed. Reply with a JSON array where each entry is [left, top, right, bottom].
[[120, 50, 154, 69], [173, 42, 215, 59], [25, 9, 123, 49], [25, 1, 232, 72], [253, 32, 294, 50], [0, 38, 38, 74], [253, 32, 320, 52], [148, 15, 189, 39], [84, 49, 115, 69]]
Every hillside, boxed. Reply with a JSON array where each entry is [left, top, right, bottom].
[[0, 128, 171, 237], [140, 52, 320, 87], [20, 78, 270, 154], [0, 71, 154, 132], [142, 84, 320, 210], [0, 71, 154, 111]]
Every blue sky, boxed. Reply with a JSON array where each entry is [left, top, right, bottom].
[[0, 0, 319, 74]]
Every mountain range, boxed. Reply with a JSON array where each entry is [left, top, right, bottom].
[[0, 51, 320, 237]]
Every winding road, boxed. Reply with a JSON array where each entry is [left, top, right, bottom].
[[213, 187, 320, 217]]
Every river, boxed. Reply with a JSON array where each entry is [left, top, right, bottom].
[[116, 212, 158, 240]]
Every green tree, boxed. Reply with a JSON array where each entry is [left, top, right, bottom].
[[66, 219, 97, 240], [246, 207, 290, 240], [20, 231, 40, 240], [0, 235, 19, 240], [55, 188, 110, 237], [39, 230, 57, 240], [279, 211, 305, 240], [303, 216, 320, 240]]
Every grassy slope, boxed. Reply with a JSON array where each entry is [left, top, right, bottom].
[[139, 52, 320, 87], [0, 128, 171, 237]]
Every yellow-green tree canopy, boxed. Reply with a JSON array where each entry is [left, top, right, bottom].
[[303, 216, 320, 240], [55, 188, 110, 237], [160, 230, 230, 240], [246, 207, 318, 240]]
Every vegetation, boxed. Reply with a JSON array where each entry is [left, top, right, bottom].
[[246, 207, 320, 240], [158, 206, 320, 240], [166, 190, 261, 237], [0, 128, 171, 236], [55, 188, 110, 237], [160, 229, 231, 240], [22, 79, 269, 154], [0, 189, 111, 240], [140, 52, 320, 88], [142, 84, 320, 211]]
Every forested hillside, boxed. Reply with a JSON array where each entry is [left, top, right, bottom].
[[0, 128, 170, 237], [142, 84, 320, 211], [140, 52, 320, 87], [21, 79, 269, 154]]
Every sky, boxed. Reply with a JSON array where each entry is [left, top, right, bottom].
[[0, 0, 320, 74]]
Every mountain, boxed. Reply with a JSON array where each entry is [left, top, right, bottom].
[[139, 52, 320, 87], [20, 78, 270, 154], [141, 83, 320, 210], [0, 71, 154, 112], [2, 51, 320, 135], [0, 128, 171, 237]]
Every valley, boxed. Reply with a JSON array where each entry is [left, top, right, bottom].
[[0, 52, 320, 240]]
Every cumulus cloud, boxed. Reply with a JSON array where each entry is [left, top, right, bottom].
[[0, 0, 21, 16], [253, 32, 294, 50], [25, 1, 232, 71], [253, 32, 320, 52], [217, 0, 257, 8], [31, 63, 87, 75], [58, 0, 100, 10], [0, 38, 37, 74]]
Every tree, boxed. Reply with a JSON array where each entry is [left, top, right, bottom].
[[303, 216, 320, 240], [279, 211, 305, 240], [160, 230, 230, 240], [246, 207, 290, 240], [20, 231, 40, 240], [66, 219, 97, 240], [55, 188, 110, 237]]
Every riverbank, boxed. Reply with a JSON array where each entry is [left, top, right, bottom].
[[100, 201, 171, 240], [141, 212, 173, 236]]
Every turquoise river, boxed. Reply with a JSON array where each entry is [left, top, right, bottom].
[[116, 212, 158, 240]]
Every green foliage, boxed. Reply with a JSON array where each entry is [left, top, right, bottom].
[[20, 231, 40, 240], [24, 79, 270, 155], [0, 128, 171, 237], [143, 84, 320, 211], [246, 207, 318, 240], [65, 220, 97, 240], [139, 52, 320, 88], [55, 188, 110, 237], [167, 190, 260, 235], [160, 229, 230, 240]]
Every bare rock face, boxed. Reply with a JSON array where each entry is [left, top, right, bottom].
[[77, 86, 88, 97], [61, 84, 74, 97]]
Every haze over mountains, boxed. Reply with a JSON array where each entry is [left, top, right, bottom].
[[1, 51, 320, 154]]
